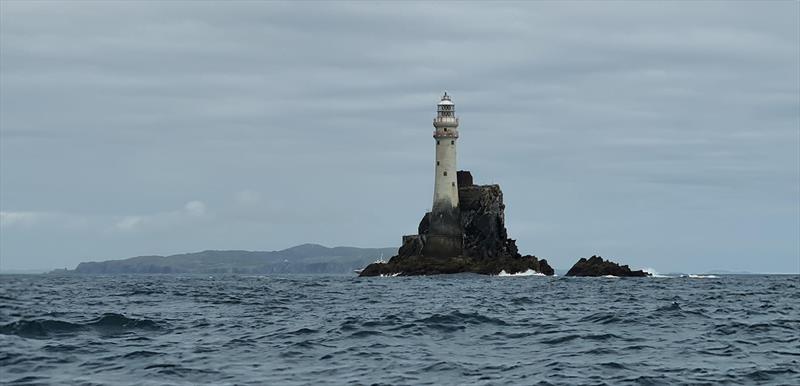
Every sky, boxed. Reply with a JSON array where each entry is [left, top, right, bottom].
[[1, 1, 798, 273]]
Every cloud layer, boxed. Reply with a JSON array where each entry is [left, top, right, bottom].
[[1, 1, 798, 272]]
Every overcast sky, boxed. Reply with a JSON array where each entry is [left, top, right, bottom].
[[1, 1, 798, 273]]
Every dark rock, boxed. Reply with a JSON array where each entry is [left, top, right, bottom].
[[423, 202, 463, 257], [358, 254, 552, 277], [457, 170, 473, 187], [398, 235, 424, 257], [459, 183, 518, 260], [565, 255, 651, 277], [360, 171, 554, 276], [522, 255, 554, 276], [417, 212, 431, 235]]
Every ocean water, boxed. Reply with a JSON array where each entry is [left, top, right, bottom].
[[1, 274, 798, 385]]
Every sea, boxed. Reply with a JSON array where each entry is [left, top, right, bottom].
[[1, 273, 798, 385]]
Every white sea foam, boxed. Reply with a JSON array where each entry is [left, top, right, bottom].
[[497, 269, 545, 277], [686, 274, 719, 279], [642, 267, 671, 278], [601, 275, 619, 278]]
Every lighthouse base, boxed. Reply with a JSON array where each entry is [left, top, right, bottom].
[[422, 201, 463, 258], [358, 254, 551, 277], [358, 171, 555, 277], [422, 234, 463, 258]]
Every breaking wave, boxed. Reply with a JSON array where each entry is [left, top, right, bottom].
[[497, 269, 545, 277], [641, 267, 671, 278]]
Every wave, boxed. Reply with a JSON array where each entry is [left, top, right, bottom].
[[88, 313, 162, 330], [641, 267, 671, 278], [144, 363, 221, 377], [742, 366, 799, 382], [579, 311, 624, 325], [656, 302, 682, 312], [497, 269, 545, 277], [348, 330, 385, 338], [122, 350, 164, 359], [285, 327, 318, 336], [0, 319, 84, 338], [0, 313, 164, 338], [540, 334, 581, 344], [684, 274, 720, 279], [417, 311, 509, 328]]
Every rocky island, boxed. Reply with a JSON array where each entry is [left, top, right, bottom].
[[565, 255, 651, 277], [360, 93, 554, 277], [359, 171, 553, 276]]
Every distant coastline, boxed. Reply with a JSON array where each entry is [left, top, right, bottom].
[[37, 244, 395, 275], [4, 246, 795, 275]]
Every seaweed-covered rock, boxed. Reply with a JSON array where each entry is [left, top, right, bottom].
[[359, 171, 553, 277], [566, 256, 650, 277]]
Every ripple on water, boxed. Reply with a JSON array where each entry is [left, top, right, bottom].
[[417, 311, 510, 327], [0, 313, 167, 340]]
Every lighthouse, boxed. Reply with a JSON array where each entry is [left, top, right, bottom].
[[422, 92, 464, 258]]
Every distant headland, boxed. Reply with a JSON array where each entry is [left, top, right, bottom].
[[58, 244, 395, 275]]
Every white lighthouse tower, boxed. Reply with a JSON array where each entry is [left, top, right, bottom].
[[422, 92, 464, 257], [432, 92, 460, 208]]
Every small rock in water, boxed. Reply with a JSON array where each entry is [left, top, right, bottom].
[[565, 256, 651, 277]]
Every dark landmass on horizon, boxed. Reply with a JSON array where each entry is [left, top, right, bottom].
[[4, 241, 776, 277], [56, 244, 395, 275]]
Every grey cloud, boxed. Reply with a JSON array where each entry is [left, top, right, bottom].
[[1, 1, 797, 272]]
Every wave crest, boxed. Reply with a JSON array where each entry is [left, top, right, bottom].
[[0, 313, 165, 339], [497, 269, 545, 277]]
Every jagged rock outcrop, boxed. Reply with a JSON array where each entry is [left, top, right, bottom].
[[360, 171, 553, 276], [358, 253, 551, 276], [566, 255, 651, 277]]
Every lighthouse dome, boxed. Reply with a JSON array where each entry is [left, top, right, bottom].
[[434, 91, 458, 129], [438, 91, 454, 106]]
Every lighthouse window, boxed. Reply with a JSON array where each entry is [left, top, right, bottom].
[[450, 140, 454, 145], [444, 128, 447, 132], [443, 171, 448, 176], [437, 140, 440, 145], [452, 182, 455, 187], [436, 161, 439, 166]]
